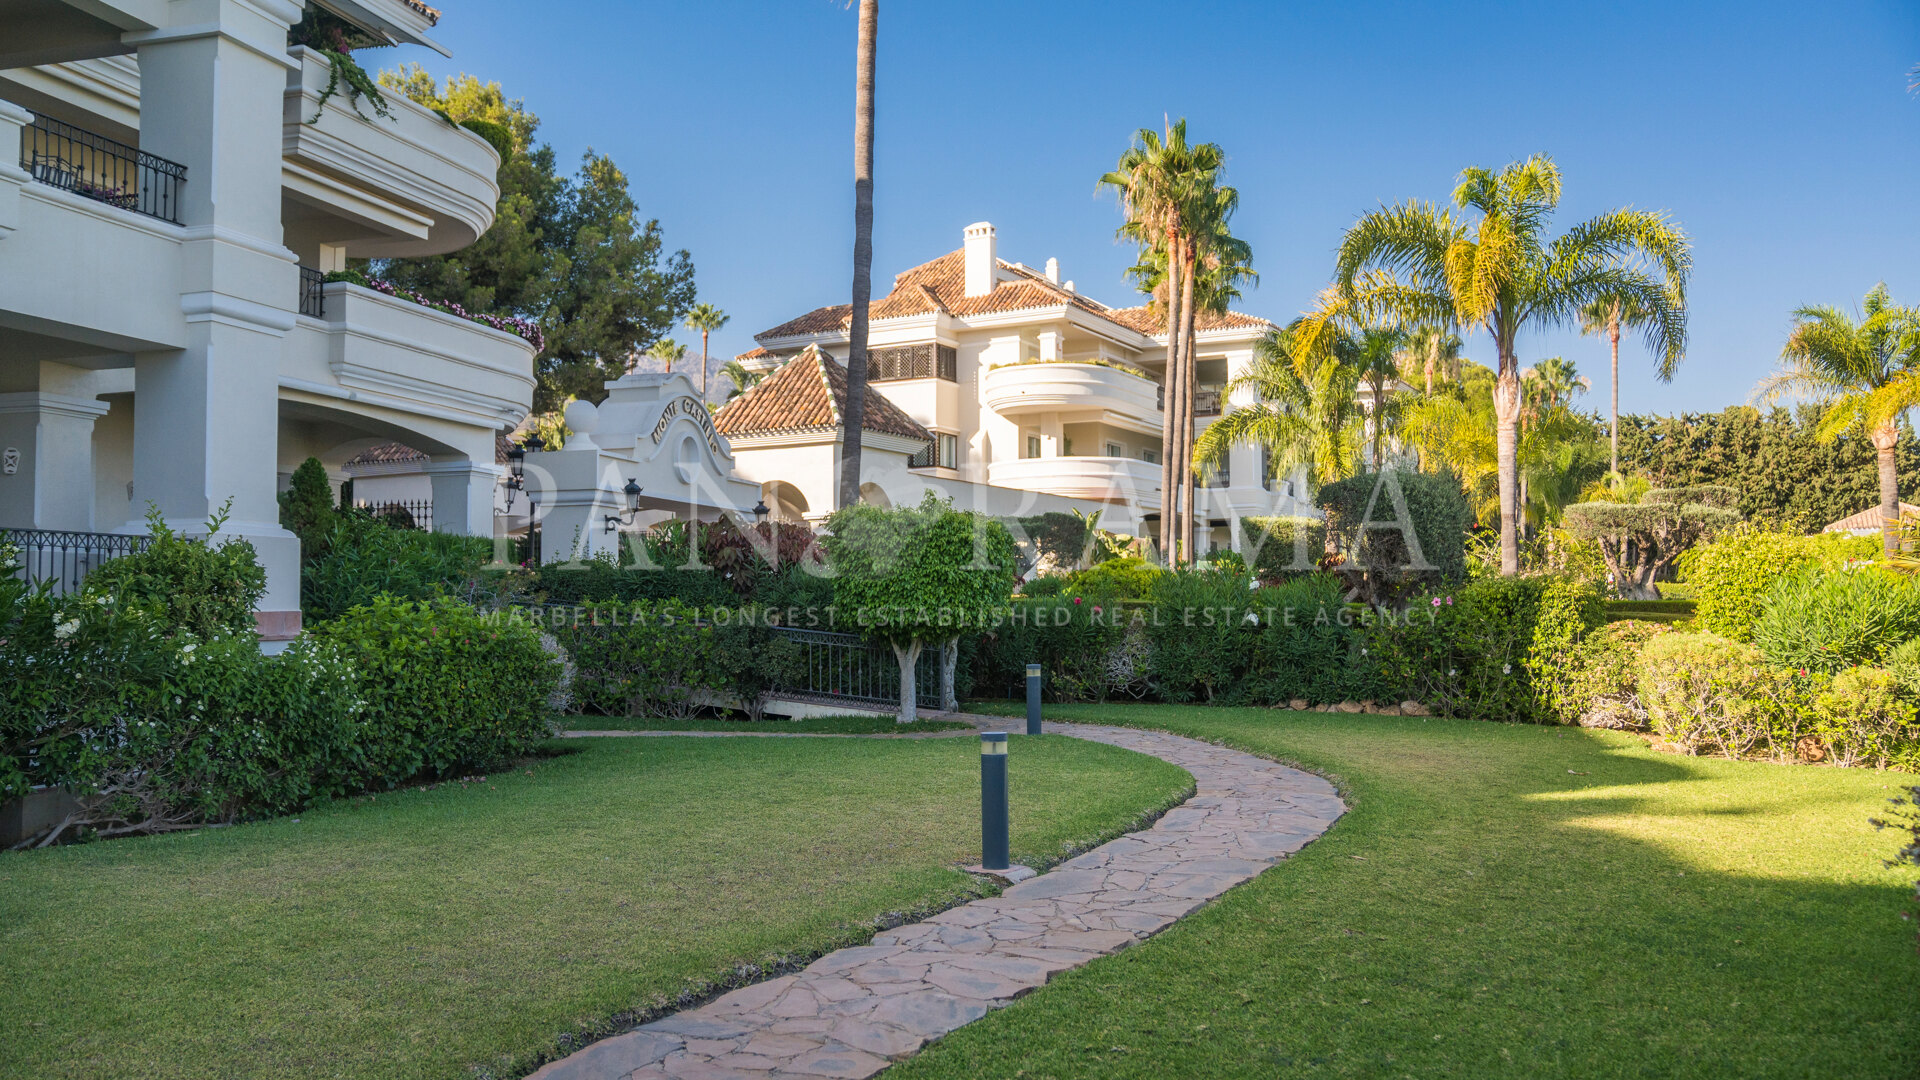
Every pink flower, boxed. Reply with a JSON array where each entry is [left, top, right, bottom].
[[1072, 596, 1083, 605], [1431, 597, 1442, 607], [1092, 605, 1102, 615], [1445, 596, 1454, 605]]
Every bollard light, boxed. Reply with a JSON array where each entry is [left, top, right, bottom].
[[1026, 663, 1042, 736], [980, 732, 1009, 872]]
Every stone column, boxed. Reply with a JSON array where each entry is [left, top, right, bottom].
[[424, 458, 501, 537], [125, 0, 304, 643], [0, 390, 110, 530]]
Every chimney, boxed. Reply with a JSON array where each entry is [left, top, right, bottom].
[[1044, 257, 1060, 284], [964, 221, 997, 297]]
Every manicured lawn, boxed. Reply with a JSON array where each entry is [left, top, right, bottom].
[[557, 714, 974, 734], [0, 734, 1189, 1080], [892, 704, 1920, 1080]]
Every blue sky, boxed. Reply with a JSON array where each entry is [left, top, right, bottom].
[[384, 0, 1920, 415]]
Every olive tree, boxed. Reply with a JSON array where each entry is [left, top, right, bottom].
[[1562, 485, 1739, 599], [825, 493, 1020, 722]]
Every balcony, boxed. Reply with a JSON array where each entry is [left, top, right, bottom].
[[298, 266, 326, 318], [18, 112, 185, 224], [982, 361, 1162, 425], [282, 46, 500, 258], [987, 455, 1163, 511]]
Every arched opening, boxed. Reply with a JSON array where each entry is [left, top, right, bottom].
[[762, 480, 809, 522], [858, 482, 892, 509]]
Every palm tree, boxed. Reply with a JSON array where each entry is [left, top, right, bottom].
[[1398, 324, 1463, 397], [1350, 323, 1408, 468], [837, 0, 878, 509], [1754, 283, 1920, 557], [721, 359, 763, 402], [1578, 293, 1658, 475], [1305, 155, 1690, 575], [644, 337, 686, 373], [684, 303, 729, 399], [1195, 321, 1363, 494], [1524, 356, 1590, 410]]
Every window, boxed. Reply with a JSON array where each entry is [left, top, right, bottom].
[[868, 343, 958, 382], [1139, 448, 1159, 465], [1105, 442, 1124, 458], [938, 432, 959, 468], [1026, 435, 1041, 459]]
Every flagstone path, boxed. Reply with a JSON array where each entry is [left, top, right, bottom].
[[528, 720, 1345, 1080]]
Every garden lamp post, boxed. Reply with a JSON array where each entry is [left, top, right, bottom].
[[980, 732, 1009, 872], [753, 499, 770, 524]]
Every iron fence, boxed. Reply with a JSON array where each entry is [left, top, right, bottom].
[[20, 113, 187, 224], [354, 499, 432, 531], [2, 528, 150, 596], [299, 266, 326, 318], [772, 626, 942, 709]]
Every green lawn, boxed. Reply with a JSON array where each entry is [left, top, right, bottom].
[[891, 703, 1920, 1080], [0, 734, 1189, 1080], [557, 714, 974, 734]]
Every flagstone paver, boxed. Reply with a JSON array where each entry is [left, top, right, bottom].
[[527, 721, 1344, 1079]]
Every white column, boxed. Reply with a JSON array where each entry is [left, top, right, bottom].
[[126, 0, 304, 641], [424, 459, 501, 537], [0, 391, 111, 530]]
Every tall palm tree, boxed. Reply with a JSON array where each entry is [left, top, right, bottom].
[[1350, 323, 1408, 468], [1305, 155, 1690, 575], [1577, 293, 1657, 475], [644, 337, 686, 373], [1195, 321, 1363, 494], [684, 303, 729, 399], [837, 0, 878, 509], [1754, 283, 1920, 557]]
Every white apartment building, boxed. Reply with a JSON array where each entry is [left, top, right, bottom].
[[0, 0, 535, 641], [720, 222, 1315, 552]]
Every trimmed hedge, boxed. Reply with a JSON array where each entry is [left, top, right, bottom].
[[1317, 469, 1470, 600]]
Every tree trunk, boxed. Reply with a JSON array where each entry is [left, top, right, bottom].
[[1608, 319, 1621, 477], [1178, 248, 1199, 565], [700, 328, 711, 398], [1493, 356, 1522, 577], [1875, 422, 1901, 559], [892, 638, 922, 724], [837, 0, 878, 509], [1159, 237, 1185, 565], [939, 637, 959, 712]]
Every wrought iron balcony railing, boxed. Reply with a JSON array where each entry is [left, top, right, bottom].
[[299, 266, 326, 318], [19, 113, 187, 224], [2, 528, 151, 597]]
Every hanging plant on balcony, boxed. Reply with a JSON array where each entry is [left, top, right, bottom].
[[290, 8, 394, 123]]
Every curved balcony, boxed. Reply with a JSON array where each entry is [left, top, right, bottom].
[[281, 46, 500, 258], [987, 455, 1162, 511], [982, 361, 1161, 424]]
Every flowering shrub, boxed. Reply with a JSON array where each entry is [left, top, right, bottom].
[[364, 278, 545, 351]]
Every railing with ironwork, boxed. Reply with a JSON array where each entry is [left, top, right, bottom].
[[2, 528, 150, 596], [1194, 387, 1224, 417], [19, 113, 186, 224], [353, 499, 432, 531], [772, 626, 942, 708], [299, 266, 326, 318]]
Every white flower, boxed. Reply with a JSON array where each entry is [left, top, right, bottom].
[[53, 619, 79, 640], [1448, 668, 1457, 677], [1502, 663, 1512, 675]]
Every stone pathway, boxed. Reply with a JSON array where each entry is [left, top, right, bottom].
[[528, 721, 1345, 1080]]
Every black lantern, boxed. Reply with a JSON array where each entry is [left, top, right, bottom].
[[753, 499, 770, 524], [604, 478, 644, 532]]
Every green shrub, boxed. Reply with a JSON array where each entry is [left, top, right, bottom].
[[279, 457, 340, 556], [1886, 638, 1920, 697], [1751, 566, 1920, 674], [982, 596, 1130, 703], [300, 513, 494, 622], [535, 547, 740, 610], [1068, 556, 1161, 600], [1019, 574, 1071, 598], [1543, 620, 1677, 728], [1246, 573, 1369, 705], [1240, 516, 1328, 581], [1813, 667, 1920, 769], [307, 597, 560, 785], [1317, 469, 1471, 602], [84, 504, 266, 639], [1143, 566, 1258, 703], [1681, 525, 1879, 641], [1367, 575, 1604, 723], [549, 600, 802, 721], [1637, 632, 1788, 758], [1013, 511, 1093, 571]]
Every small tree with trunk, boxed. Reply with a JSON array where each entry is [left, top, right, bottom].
[[1562, 485, 1739, 599], [825, 493, 1019, 721]]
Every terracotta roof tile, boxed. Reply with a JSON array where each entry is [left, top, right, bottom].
[[1105, 305, 1273, 334], [754, 247, 1267, 342], [344, 441, 428, 466], [713, 347, 930, 443], [1825, 503, 1920, 533], [734, 345, 774, 362]]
